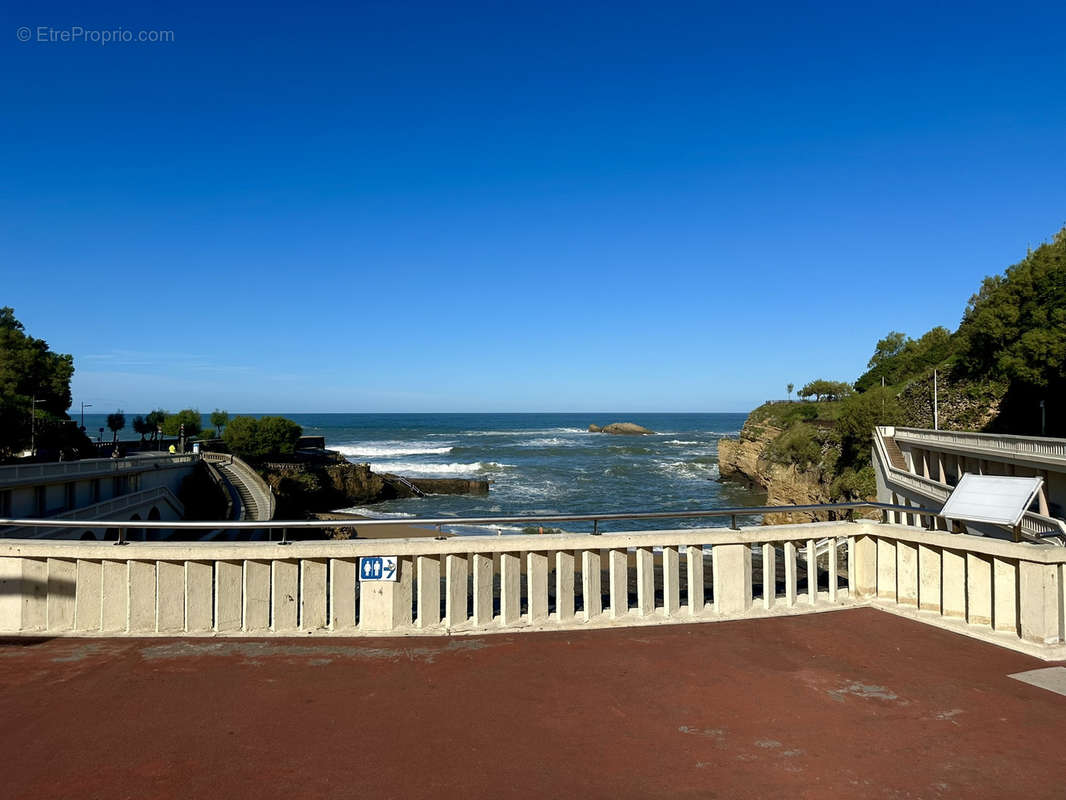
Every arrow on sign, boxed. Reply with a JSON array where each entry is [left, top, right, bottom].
[[383, 560, 396, 579]]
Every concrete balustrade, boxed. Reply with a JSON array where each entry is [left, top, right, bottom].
[[1, 521, 1064, 659]]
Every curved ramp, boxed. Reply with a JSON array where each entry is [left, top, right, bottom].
[[203, 454, 275, 521]]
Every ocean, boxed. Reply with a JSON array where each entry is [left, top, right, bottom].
[[83, 412, 765, 534]]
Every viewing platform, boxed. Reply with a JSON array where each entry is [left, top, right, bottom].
[[2, 607, 1064, 798]]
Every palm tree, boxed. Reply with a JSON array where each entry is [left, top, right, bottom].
[[106, 410, 126, 444], [787, 383, 794, 402]]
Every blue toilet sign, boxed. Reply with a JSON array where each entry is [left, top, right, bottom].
[[359, 556, 398, 582]]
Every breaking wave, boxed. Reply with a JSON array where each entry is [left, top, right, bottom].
[[370, 461, 513, 476], [332, 443, 453, 457]]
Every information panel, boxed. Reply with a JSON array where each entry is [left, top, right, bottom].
[[940, 474, 1043, 526]]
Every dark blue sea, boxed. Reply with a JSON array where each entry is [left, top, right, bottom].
[[84, 412, 764, 533]]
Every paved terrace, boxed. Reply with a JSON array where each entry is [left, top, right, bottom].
[[3, 608, 1065, 799]]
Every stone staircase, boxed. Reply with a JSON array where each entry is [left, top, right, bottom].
[[882, 435, 908, 470]]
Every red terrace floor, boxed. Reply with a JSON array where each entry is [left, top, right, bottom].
[[2, 608, 1065, 800]]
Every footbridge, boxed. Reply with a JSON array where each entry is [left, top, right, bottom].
[[202, 453, 275, 522], [873, 426, 1066, 542]]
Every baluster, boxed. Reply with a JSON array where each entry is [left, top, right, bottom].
[[330, 558, 357, 630], [966, 553, 992, 627], [74, 559, 102, 632], [806, 539, 817, 605], [45, 558, 76, 632], [416, 555, 442, 628], [941, 549, 966, 619], [271, 560, 298, 632], [500, 552, 521, 625], [662, 546, 680, 615], [636, 547, 654, 616], [581, 550, 601, 621], [300, 559, 328, 630], [608, 549, 628, 618], [897, 542, 918, 608], [993, 557, 1018, 635], [445, 554, 469, 627], [243, 560, 270, 631], [686, 545, 705, 614], [527, 552, 549, 623], [784, 541, 797, 607], [556, 550, 575, 622], [127, 560, 155, 633], [762, 543, 775, 609], [185, 560, 213, 632], [215, 561, 243, 632], [472, 553, 493, 626], [877, 539, 897, 601]]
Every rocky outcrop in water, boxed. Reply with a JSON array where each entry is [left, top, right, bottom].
[[588, 422, 656, 435]]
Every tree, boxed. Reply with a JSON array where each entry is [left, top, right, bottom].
[[222, 415, 303, 460], [787, 382, 794, 401], [131, 415, 154, 441], [855, 327, 955, 392], [0, 307, 75, 457], [106, 411, 126, 444], [145, 409, 167, 441], [835, 386, 902, 467], [210, 409, 229, 436], [162, 409, 202, 438], [798, 379, 853, 402]]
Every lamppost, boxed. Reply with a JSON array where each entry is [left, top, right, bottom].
[[80, 401, 92, 430], [29, 395, 44, 457]]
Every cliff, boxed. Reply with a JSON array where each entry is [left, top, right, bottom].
[[718, 417, 835, 524]]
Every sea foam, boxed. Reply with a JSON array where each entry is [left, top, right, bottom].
[[332, 443, 453, 457]]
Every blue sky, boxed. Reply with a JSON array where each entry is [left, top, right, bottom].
[[3, 1, 1064, 413]]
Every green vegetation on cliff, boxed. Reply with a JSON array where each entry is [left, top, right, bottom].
[[738, 226, 1066, 502]]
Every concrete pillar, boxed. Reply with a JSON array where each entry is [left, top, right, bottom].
[[608, 549, 628, 618], [918, 544, 941, 613], [966, 553, 992, 627], [1038, 476, 1050, 516], [581, 550, 601, 621], [897, 542, 918, 608], [921, 449, 930, 478], [662, 546, 680, 615], [185, 561, 213, 632], [243, 559, 270, 631], [153, 561, 183, 633], [0, 557, 47, 632], [806, 539, 817, 605], [527, 551, 549, 623], [712, 542, 752, 615], [636, 547, 654, 616], [556, 551, 575, 622], [1019, 561, 1061, 645], [216, 560, 244, 632], [784, 540, 798, 606], [686, 545, 704, 614], [128, 561, 156, 633], [300, 559, 328, 631], [445, 553, 468, 627], [500, 552, 521, 625], [762, 543, 776, 609], [993, 557, 1018, 635], [877, 539, 897, 601], [46, 558, 77, 632], [329, 558, 357, 630], [827, 539, 840, 603], [416, 555, 441, 628], [360, 556, 413, 631], [271, 560, 298, 632], [942, 549, 966, 619], [74, 559, 102, 632], [472, 553, 493, 626]]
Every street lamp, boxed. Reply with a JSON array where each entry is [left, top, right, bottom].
[[80, 401, 92, 430], [29, 395, 44, 457]]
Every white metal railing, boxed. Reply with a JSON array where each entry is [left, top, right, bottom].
[[0, 518, 1063, 659], [0, 453, 199, 486], [893, 427, 1066, 462]]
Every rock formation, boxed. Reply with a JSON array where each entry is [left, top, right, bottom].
[[588, 422, 655, 435]]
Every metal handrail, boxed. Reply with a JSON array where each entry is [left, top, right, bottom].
[[0, 501, 932, 533]]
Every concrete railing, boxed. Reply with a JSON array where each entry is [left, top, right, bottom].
[[0, 487, 184, 539], [873, 427, 1066, 540], [893, 426, 1066, 463], [1, 515, 1063, 659], [0, 454, 199, 487]]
